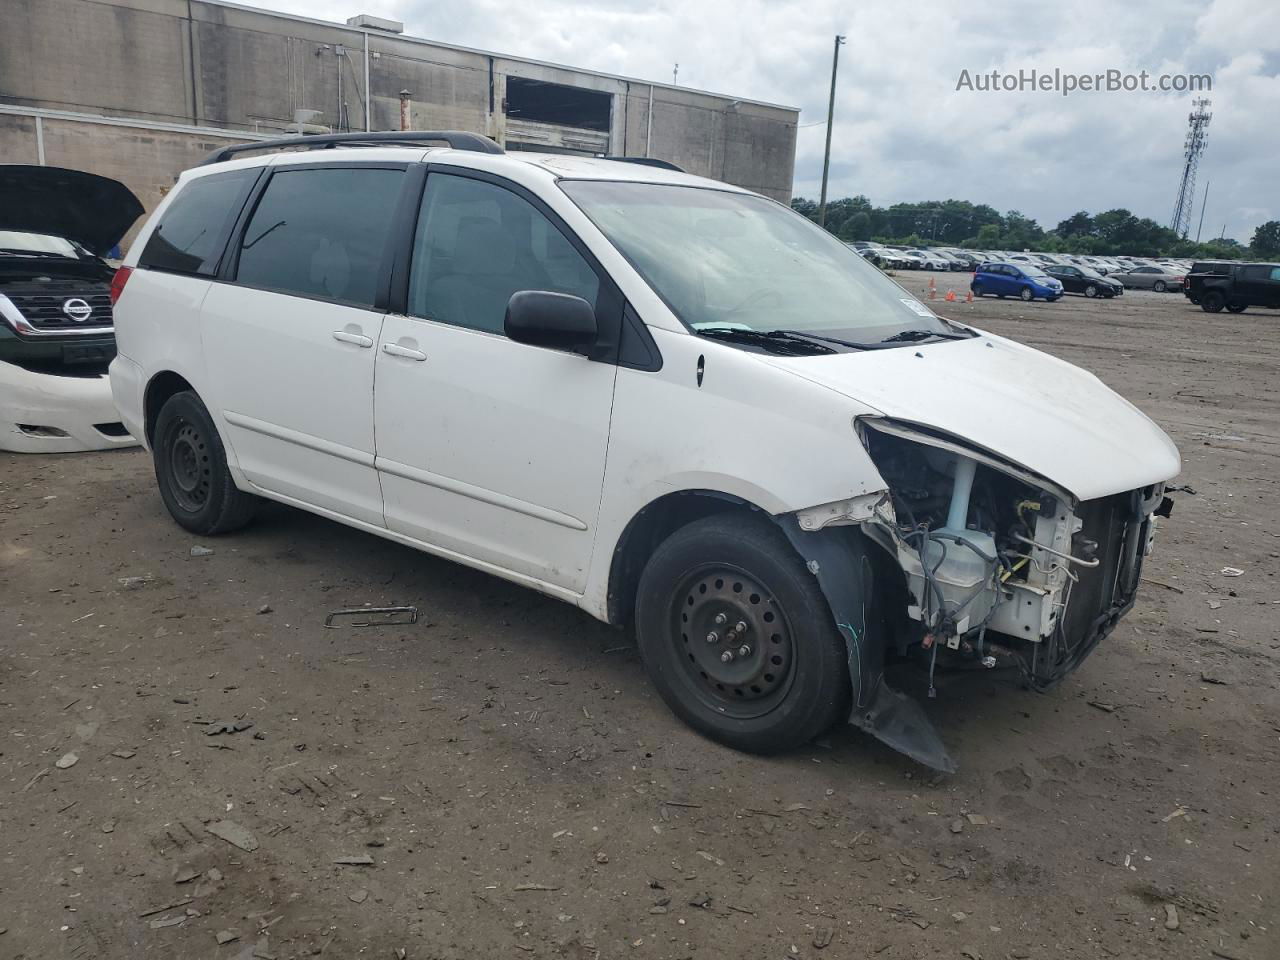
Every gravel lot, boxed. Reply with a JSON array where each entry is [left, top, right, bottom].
[[2, 272, 1277, 960]]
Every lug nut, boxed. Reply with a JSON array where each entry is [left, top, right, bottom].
[[735, 621, 748, 634], [720, 650, 735, 663], [738, 644, 751, 657], [706, 631, 719, 644], [713, 612, 728, 625]]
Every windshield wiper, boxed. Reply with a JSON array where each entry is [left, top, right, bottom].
[[696, 327, 838, 356], [0, 248, 71, 259], [878, 328, 972, 344]]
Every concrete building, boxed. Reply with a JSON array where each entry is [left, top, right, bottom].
[[0, 0, 799, 246]]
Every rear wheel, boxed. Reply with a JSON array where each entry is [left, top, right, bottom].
[[635, 514, 850, 754], [1201, 290, 1226, 313], [1226, 302, 1248, 314], [1019, 286, 1034, 302], [153, 391, 257, 535]]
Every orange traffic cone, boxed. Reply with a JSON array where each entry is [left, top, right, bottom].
[[965, 289, 974, 303], [945, 290, 956, 302], [928, 277, 937, 300]]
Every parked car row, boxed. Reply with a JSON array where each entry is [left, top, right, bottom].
[[846, 241, 1199, 294]]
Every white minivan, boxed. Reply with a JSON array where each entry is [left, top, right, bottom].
[[110, 131, 1180, 771]]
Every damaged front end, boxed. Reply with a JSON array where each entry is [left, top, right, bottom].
[[782, 418, 1172, 773]]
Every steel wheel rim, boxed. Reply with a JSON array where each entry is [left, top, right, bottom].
[[168, 419, 212, 512], [669, 563, 797, 719]]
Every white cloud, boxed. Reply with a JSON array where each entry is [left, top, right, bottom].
[[252, 0, 1278, 241]]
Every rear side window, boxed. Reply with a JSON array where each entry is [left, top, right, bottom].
[[138, 169, 256, 276], [234, 167, 404, 308]]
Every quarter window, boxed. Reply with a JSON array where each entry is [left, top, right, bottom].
[[138, 169, 256, 276], [407, 174, 599, 334], [234, 167, 404, 307]]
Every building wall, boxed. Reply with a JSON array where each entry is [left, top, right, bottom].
[[0, 0, 798, 215]]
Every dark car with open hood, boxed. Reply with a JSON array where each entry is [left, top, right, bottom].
[[0, 165, 142, 451]]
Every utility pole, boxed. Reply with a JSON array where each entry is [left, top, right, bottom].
[[673, 63, 679, 85], [817, 35, 846, 228], [1195, 179, 1209, 243]]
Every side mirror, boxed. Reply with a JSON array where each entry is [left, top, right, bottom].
[[505, 290, 597, 352]]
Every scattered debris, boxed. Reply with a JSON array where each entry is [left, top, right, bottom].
[[1200, 672, 1229, 685], [1164, 904, 1179, 930], [348, 889, 369, 904], [1141, 576, 1184, 594], [20, 768, 50, 792], [812, 927, 833, 949], [101, 819, 116, 834], [334, 855, 375, 866], [257, 604, 273, 615], [1207, 599, 1223, 610], [149, 915, 187, 929], [190, 545, 215, 557], [207, 868, 224, 882], [174, 867, 200, 884], [513, 883, 560, 891], [324, 606, 418, 628], [688, 894, 712, 909], [55, 752, 79, 769], [1087, 700, 1117, 713], [110, 748, 137, 759], [215, 929, 239, 945], [206, 820, 259, 852], [965, 814, 988, 826], [695, 850, 725, 866], [594, 851, 609, 865], [1161, 807, 1188, 822], [206, 719, 254, 736], [950, 818, 965, 834], [1220, 567, 1244, 577], [138, 897, 194, 918], [118, 575, 155, 589]]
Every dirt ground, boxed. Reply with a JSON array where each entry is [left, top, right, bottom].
[[2, 273, 1277, 960]]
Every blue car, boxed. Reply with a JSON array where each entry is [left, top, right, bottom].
[[971, 262, 1064, 302]]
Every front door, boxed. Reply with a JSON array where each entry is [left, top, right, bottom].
[[373, 170, 618, 593], [200, 164, 407, 526]]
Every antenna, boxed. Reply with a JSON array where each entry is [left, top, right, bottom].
[[1170, 98, 1211, 240]]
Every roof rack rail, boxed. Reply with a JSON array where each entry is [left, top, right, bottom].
[[602, 156, 685, 172], [202, 130, 504, 166]]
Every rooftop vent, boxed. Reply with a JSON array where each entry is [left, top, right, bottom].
[[346, 13, 404, 33]]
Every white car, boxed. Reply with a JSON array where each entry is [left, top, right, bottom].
[[109, 131, 1181, 772]]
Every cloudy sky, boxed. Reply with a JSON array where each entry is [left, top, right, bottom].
[[256, 0, 1278, 242]]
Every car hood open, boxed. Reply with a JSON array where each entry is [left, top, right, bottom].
[[0, 165, 143, 256], [764, 332, 1181, 501]]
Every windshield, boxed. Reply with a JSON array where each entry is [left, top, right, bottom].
[[0, 230, 79, 258], [560, 181, 949, 340]]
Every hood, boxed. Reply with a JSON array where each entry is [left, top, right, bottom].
[[763, 333, 1180, 501], [0, 165, 143, 256]]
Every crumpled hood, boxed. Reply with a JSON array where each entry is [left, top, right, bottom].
[[0, 165, 143, 256], [764, 332, 1181, 501]]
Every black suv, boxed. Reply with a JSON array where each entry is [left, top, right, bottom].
[[1184, 261, 1280, 313], [0, 166, 142, 377]]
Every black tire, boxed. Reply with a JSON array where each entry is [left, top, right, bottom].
[[1019, 286, 1034, 302], [1153, 280, 1167, 293], [1201, 290, 1225, 313], [153, 391, 257, 535], [1226, 303, 1247, 314], [634, 513, 850, 754], [1084, 284, 1098, 298], [971, 283, 983, 297]]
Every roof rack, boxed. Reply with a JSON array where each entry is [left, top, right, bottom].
[[603, 156, 685, 172], [202, 130, 504, 166]]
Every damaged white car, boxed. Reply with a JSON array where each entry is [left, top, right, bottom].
[[110, 132, 1180, 770], [0, 165, 142, 452]]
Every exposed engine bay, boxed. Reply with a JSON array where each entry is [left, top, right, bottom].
[[858, 419, 1169, 692], [783, 417, 1172, 772]]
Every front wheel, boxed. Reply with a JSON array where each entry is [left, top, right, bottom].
[[1019, 286, 1034, 302], [1084, 284, 1098, 298], [971, 283, 984, 297], [634, 514, 851, 754], [153, 391, 257, 535], [1153, 280, 1167, 293]]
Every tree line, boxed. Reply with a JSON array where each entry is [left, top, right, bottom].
[[790, 195, 1280, 260]]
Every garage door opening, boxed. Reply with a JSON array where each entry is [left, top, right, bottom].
[[505, 78, 612, 133]]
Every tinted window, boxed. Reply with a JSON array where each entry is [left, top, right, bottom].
[[139, 170, 256, 276], [408, 174, 599, 334], [234, 167, 404, 307], [1242, 264, 1275, 281]]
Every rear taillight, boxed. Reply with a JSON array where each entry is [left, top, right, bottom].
[[109, 266, 133, 306]]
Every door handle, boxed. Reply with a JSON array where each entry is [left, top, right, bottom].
[[332, 330, 373, 348], [382, 342, 427, 361]]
